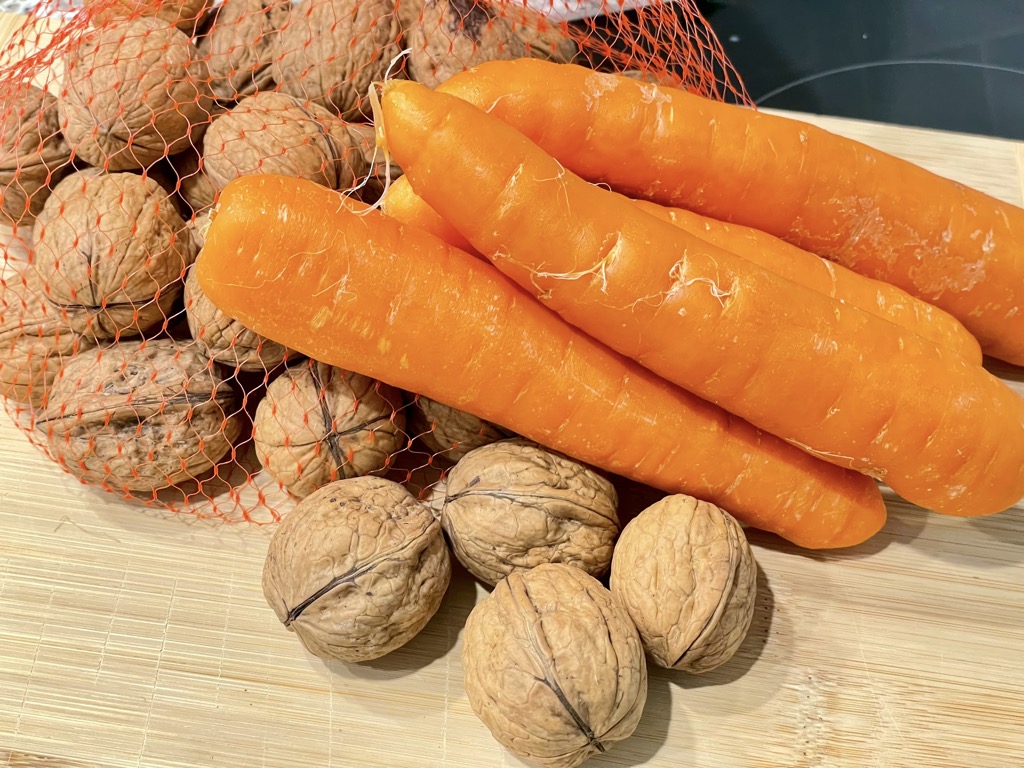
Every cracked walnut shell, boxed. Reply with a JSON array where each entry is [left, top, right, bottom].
[[59, 17, 213, 171], [33, 169, 196, 341], [462, 564, 647, 768], [262, 476, 451, 662], [610, 494, 757, 673], [441, 439, 618, 586], [254, 362, 406, 498], [37, 339, 242, 492]]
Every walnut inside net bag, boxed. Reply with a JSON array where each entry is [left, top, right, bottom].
[[37, 338, 242, 492], [272, 0, 402, 120], [59, 16, 214, 171], [33, 169, 196, 341], [202, 91, 374, 193], [262, 476, 451, 662], [184, 264, 295, 372], [84, 0, 212, 34], [462, 564, 647, 768], [407, 393, 508, 462], [0, 84, 72, 226], [0, 264, 94, 407], [198, 0, 291, 103], [441, 438, 619, 586], [254, 362, 406, 498], [610, 494, 758, 673]]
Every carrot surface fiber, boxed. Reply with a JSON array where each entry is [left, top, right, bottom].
[[385, 174, 981, 363], [439, 59, 1024, 366], [379, 79, 1024, 518], [196, 174, 885, 549]]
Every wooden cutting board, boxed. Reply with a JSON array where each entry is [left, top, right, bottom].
[[2, 11, 1024, 768]]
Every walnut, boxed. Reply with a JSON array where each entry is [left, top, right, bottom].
[[408, 393, 507, 461], [0, 264, 94, 407], [254, 362, 406, 497], [262, 476, 451, 662], [37, 339, 242, 492], [171, 147, 218, 217], [84, 0, 211, 34], [184, 265, 295, 371], [462, 564, 647, 768], [59, 17, 214, 171], [32, 169, 196, 340], [272, 0, 402, 120], [202, 91, 374, 193], [198, 0, 291, 103], [610, 494, 757, 673], [441, 438, 619, 586], [0, 84, 72, 225], [187, 209, 211, 250], [406, 0, 575, 88]]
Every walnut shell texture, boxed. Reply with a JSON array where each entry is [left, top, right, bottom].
[[202, 91, 373, 192], [171, 147, 218, 217], [441, 438, 618, 586], [262, 476, 451, 662], [85, 0, 211, 34], [272, 0, 402, 120], [0, 84, 72, 225], [59, 17, 214, 170], [254, 362, 406, 498], [0, 264, 94, 407], [462, 564, 647, 768], [408, 393, 507, 461], [32, 169, 196, 340], [610, 494, 758, 673], [37, 339, 242, 492], [198, 0, 291, 103], [185, 265, 294, 371]]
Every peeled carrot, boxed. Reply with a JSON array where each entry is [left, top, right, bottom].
[[385, 174, 981, 363], [438, 59, 1024, 365], [197, 174, 885, 548], [379, 79, 1024, 518]]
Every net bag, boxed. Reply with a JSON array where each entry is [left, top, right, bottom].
[[0, 0, 749, 523]]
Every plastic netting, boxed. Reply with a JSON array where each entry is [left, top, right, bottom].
[[0, 0, 749, 523]]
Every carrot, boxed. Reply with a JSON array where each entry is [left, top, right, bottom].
[[385, 174, 981, 363], [438, 59, 1024, 366], [379, 79, 1024, 518], [196, 174, 885, 549]]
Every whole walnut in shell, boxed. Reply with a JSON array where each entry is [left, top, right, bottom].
[[441, 439, 619, 586], [0, 265, 94, 407], [254, 362, 406, 497], [262, 476, 451, 662], [85, 0, 211, 33], [610, 494, 757, 673], [0, 84, 72, 225], [272, 0, 402, 120], [38, 339, 242, 492], [408, 393, 508, 461], [59, 17, 213, 171], [33, 170, 196, 340], [406, 0, 575, 88], [198, 0, 291, 103], [462, 564, 647, 768], [202, 91, 373, 192], [185, 265, 295, 371]]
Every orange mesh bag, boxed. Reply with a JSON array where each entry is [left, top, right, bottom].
[[0, 0, 749, 524]]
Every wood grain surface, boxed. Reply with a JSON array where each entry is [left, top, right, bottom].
[[1, 10, 1023, 768]]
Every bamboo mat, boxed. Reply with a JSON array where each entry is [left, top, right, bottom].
[[2, 10, 1024, 768]]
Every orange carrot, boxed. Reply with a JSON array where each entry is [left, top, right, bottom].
[[379, 79, 1024, 518], [197, 174, 885, 548], [438, 59, 1024, 365], [385, 174, 981, 363]]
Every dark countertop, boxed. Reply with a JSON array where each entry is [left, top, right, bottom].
[[700, 0, 1024, 140]]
